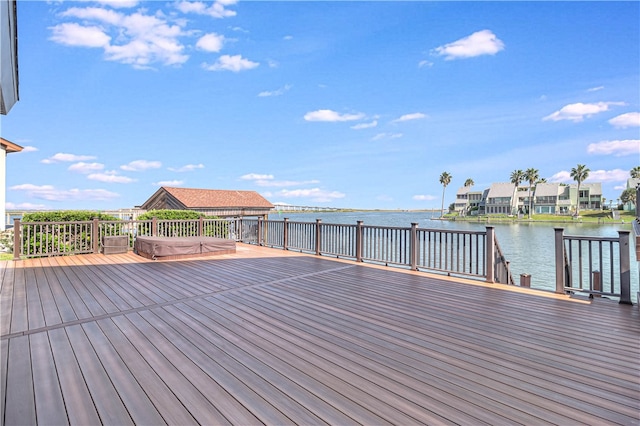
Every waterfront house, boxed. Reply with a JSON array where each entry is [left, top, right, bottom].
[[141, 186, 274, 219], [574, 182, 603, 211], [625, 177, 640, 211], [454, 187, 484, 215], [484, 183, 519, 215], [531, 182, 568, 214], [456, 182, 604, 216]]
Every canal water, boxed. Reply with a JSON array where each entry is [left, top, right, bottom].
[[269, 210, 639, 302]]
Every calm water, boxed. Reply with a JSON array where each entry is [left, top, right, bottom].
[[269, 210, 639, 301]]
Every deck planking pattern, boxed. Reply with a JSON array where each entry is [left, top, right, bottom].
[[1, 244, 639, 425]]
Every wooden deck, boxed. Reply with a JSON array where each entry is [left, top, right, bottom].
[[1, 243, 639, 425]]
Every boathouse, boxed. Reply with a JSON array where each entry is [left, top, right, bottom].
[[140, 186, 274, 219]]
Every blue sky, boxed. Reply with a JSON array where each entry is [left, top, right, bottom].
[[3, 0, 639, 211]]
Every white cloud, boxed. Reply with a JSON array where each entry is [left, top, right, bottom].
[[432, 30, 504, 60], [351, 120, 378, 130], [20, 146, 38, 153], [304, 109, 365, 122], [256, 179, 320, 188], [241, 173, 319, 187], [230, 26, 248, 33], [258, 84, 292, 97], [104, 13, 188, 68], [587, 169, 630, 182], [42, 153, 97, 164], [418, 60, 433, 68], [550, 168, 629, 183], [10, 184, 55, 191], [174, 0, 238, 19], [50, 7, 189, 69], [202, 54, 260, 72], [61, 6, 123, 25], [196, 33, 225, 52], [587, 140, 640, 157], [277, 188, 346, 203], [120, 159, 162, 171], [88, 171, 136, 183], [9, 184, 119, 201], [154, 180, 184, 186], [5, 202, 48, 210], [241, 173, 275, 181], [93, 0, 140, 8], [283, 35, 293, 41], [549, 171, 570, 183], [49, 22, 111, 48], [413, 194, 437, 201], [392, 112, 427, 123], [587, 86, 604, 92], [543, 101, 626, 122], [371, 133, 403, 141], [608, 112, 640, 128], [68, 162, 105, 173], [168, 164, 205, 172]]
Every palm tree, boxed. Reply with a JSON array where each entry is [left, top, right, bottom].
[[464, 178, 474, 188], [510, 170, 523, 187], [524, 168, 539, 219], [620, 188, 636, 209], [509, 170, 524, 215], [630, 166, 640, 179], [439, 171, 452, 216], [570, 164, 590, 216]]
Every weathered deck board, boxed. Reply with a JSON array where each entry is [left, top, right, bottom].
[[1, 245, 639, 425]]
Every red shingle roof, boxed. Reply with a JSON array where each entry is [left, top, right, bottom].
[[162, 187, 273, 208]]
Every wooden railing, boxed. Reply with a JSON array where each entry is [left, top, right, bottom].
[[243, 218, 514, 284], [13, 217, 236, 258], [12, 217, 638, 303], [12, 217, 513, 284], [554, 227, 633, 305]]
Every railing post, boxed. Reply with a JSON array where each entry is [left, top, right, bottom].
[[198, 217, 204, 237], [618, 231, 632, 305], [283, 218, 289, 250], [13, 218, 20, 260], [485, 226, 495, 283], [315, 219, 322, 256], [356, 221, 363, 262], [410, 223, 418, 271], [152, 217, 157, 237], [591, 271, 601, 298], [554, 228, 566, 294], [257, 217, 263, 246], [92, 218, 100, 254]]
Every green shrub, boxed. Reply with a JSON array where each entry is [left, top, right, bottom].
[[138, 210, 229, 238], [20, 211, 119, 256], [137, 209, 203, 221], [22, 210, 118, 222]]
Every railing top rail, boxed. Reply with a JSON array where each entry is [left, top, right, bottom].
[[20, 220, 95, 226], [362, 224, 411, 231], [278, 220, 318, 225], [416, 227, 486, 236], [563, 235, 619, 243]]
